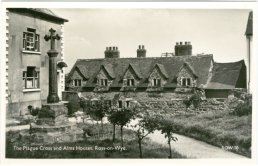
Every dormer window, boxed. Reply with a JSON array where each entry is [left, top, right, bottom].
[[127, 79, 135, 86], [23, 28, 40, 52], [181, 77, 191, 87], [152, 79, 161, 87], [100, 79, 108, 86], [73, 79, 82, 87]]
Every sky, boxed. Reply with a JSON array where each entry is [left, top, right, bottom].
[[52, 9, 251, 73]]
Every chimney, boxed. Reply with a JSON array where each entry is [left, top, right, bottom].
[[104, 46, 120, 58], [137, 45, 146, 58], [174, 41, 192, 56]]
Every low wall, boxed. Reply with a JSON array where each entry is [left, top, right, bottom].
[[62, 91, 246, 113]]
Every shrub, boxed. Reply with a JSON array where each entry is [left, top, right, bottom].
[[231, 95, 252, 116], [31, 107, 40, 116], [183, 91, 202, 110], [67, 97, 81, 116]]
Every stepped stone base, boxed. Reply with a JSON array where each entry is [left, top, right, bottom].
[[19, 102, 84, 144]]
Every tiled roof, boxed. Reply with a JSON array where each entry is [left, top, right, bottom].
[[8, 8, 68, 23], [205, 60, 246, 89], [153, 63, 169, 79], [68, 55, 214, 88], [124, 63, 142, 79], [245, 11, 253, 36], [75, 65, 89, 79], [177, 62, 198, 78], [101, 64, 115, 79]]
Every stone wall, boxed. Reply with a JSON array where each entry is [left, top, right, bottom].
[[62, 90, 247, 114]]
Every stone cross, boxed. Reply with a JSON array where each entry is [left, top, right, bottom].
[[44, 28, 61, 103]]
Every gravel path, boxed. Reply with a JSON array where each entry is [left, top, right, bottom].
[[148, 130, 248, 159]]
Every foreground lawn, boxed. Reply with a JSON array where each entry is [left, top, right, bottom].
[[167, 110, 251, 157], [6, 124, 185, 159]]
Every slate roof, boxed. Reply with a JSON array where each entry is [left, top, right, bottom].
[[177, 62, 198, 78], [75, 65, 89, 79], [245, 11, 253, 36], [101, 64, 115, 79], [152, 63, 169, 79], [205, 60, 246, 89], [8, 8, 68, 23], [68, 55, 214, 88]]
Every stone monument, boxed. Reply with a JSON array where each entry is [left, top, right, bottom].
[[20, 28, 83, 144]]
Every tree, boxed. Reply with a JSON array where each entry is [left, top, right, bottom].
[[80, 97, 92, 123], [107, 105, 120, 142], [90, 98, 110, 137], [158, 119, 178, 158], [115, 107, 136, 147], [131, 113, 161, 158]]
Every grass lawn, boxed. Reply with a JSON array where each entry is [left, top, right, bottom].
[[166, 110, 251, 157], [6, 123, 185, 159]]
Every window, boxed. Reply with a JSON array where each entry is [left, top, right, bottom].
[[23, 66, 40, 89], [105, 100, 112, 107], [152, 79, 161, 87], [126, 101, 130, 108], [100, 79, 108, 86], [127, 79, 135, 86], [23, 28, 40, 52], [118, 100, 123, 108], [181, 78, 191, 87], [73, 79, 82, 87]]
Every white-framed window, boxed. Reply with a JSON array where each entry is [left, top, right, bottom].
[[100, 79, 108, 86], [181, 77, 191, 87], [152, 79, 161, 87], [23, 66, 40, 89], [23, 28, 40, 52], [73, 79, 82, 87], [127, 79, 135, 86]]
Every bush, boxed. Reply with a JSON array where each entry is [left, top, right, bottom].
[[31, 107, 40, 116], [67, 97, 81, 116], [231, 95, 252, 116], [183, 91, 202, 110]]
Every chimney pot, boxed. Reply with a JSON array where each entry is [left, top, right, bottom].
[[175, 41, 192, 56], [109, 47, 112, 50], [137, 45, 146, 58]]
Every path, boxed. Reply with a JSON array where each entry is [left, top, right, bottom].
[[148, 130, 248, 159]]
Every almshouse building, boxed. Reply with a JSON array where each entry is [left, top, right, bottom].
[[5, 8, 68, 116], [66, 42, 247, 103]]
